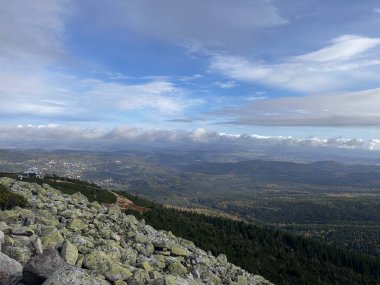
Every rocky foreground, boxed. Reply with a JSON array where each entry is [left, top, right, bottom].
[[0, 178, 273, 285]]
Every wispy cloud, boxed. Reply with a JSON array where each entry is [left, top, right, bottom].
[[295, 35, 380, 62], [211, 35, 380, 93]]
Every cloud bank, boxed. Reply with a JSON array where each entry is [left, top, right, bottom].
[[221, 88, 380, 127], [1, 125, 380, 152]]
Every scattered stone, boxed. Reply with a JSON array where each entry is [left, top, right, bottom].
[[11, 226, 35, 236], [60, 240, 78, 266], [238, 275, 248, 285], [40, 228, 64, 249], [0, 252, 23, 284], [217, 253, 228, 264], [83, 251, 133, 282], [76, 254, 84, 268], [67, 218, 86, 232], [0, 230, 4, 251], [23, 248, 65, 285], [139, 260, 154, 272], [31, 237, 43, 255], [2, 245, 32, 265], [170, 246, 189, 257], [167, 261, 187, 277], [42, 266, 108, 285]]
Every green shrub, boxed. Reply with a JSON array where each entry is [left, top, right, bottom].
[[0, 185, 27, 210]]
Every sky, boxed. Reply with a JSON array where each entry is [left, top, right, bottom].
[[1, 0, 380, 150]]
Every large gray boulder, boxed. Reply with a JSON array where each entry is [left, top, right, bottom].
[[22, 248, 65, 285], [83, 251, 132, 282], [42, 266, 108, 285], [0, 252, 23, 285], [0, 230, 4, 251]]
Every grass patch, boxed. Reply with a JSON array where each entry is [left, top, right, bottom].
[[44, 176, 116, 203], [0, 184, 27, 210], [0, 173, 117, 204]]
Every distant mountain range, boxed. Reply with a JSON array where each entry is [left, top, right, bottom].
[[186, 160, 380, 187]]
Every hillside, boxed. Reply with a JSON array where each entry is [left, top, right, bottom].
[[0, 177, 271, 285], [1, 176, 380, 284], [121, 192, 380, 285]]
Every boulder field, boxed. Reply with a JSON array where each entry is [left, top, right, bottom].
[[0, 177, 273, 285]]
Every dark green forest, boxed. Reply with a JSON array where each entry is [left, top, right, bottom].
[[121, 191, 380, 285]]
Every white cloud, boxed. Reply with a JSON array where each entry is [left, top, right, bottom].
[[222, 88, 380, 127], [0, 2, 201, 122], [1, 124, 380, 151], [296, 35, 380, 62], [0, 71, 200, 120], [85, 80, 202, 115], [210, 35, 380, 93], [212, 81, 237, 89]]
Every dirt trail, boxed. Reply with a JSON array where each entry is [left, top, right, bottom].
[[110, 191, 147, 214]]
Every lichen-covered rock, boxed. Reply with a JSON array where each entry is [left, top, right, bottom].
[[2, 245, 32, 265], [22, 248, 65, 285], [35, 210, 58, 227], [167, 261, 187, 277], [31, 236, 43, 255], [0, 251, 23, 284], [0, 177, 15, 188], [139, 260, 154, 272], [40, 227, 64, 249], [0, 208, 35, 224], [238, 275, 248, 285], [0, 230, 4, 251], [170, 246, 190, 257], [11, 226, 35, 236], [60, 240, 78, 265], [42, 266, 108, 285], [71, 192, 88, 204], [67, 218, 86, 232], [217, 253, 228, 264], [83, 251, 132, 281]]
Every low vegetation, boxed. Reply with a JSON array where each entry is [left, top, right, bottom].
[[44, 175, 116, 203], [0, 184, 27, 210], [0, 173, 117, 203]]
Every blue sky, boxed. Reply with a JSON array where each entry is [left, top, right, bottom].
[[1, 0, 380, 149]]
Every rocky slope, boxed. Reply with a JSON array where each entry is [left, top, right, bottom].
[[0, 177, 273, 285]]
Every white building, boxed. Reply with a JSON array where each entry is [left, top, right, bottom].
[[25, 167, 43, 179]]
